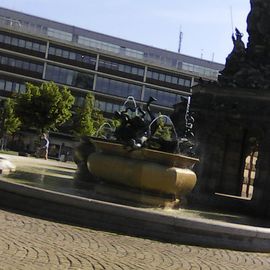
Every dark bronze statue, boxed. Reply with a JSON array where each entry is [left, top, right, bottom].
[[218, 0, 270, 89], [114, 96, 157, 149], [113, 96, 196, 156]]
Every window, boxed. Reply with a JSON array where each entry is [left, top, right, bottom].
[[98, 58, 144, 78], [32, 42, 40, 51], [29, 63, 36, 71], [45, 64, 94, 89], [40, 44, 46, 53], [4, 36, 11, 44], [138, 68, 144, 77], [0, 79, 27, 93], [15, 60, 23, 69], [184, 80, 191, 87], [119, 64, 125, 72], [56, 48, 62, 57], [124, 65, 131, 73], [14, 83, 20, 93], [69, 52, 76, 60], [131, 67, 138, 75], [0, 80, 5, 89], [172, 76, 178, 84], [182, 62, 219, 79], [18, 39, 26, 48], [25, 41, 32, 49], [5, 81, 12, 91], [49, 47, 56, 55], [48, 45, 96, 68], [37, 65, 44, 74], [165, 75, 172, 83], [20, 84, 26, 93], [96, 76, 142, 99], [144, 87, 184, 107], [11, 37, 18, 46], [62, 50, 69, 58], [178, 78, 184, 86], [0, 56, 8, 65], [8, 58, 16, 67], [147, 70, 152, 78], [159, 73, 165, 81], [153, 72, 159, 80], [22, 61, 30, 70], [78, 36, 124, 55], [47, 28, 72, 42]]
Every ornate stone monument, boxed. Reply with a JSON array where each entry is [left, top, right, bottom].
[[190, 0, 270, 217]]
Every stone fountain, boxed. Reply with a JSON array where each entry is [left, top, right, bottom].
[[74, 96, 199, 207]]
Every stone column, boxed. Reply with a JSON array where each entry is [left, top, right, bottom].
[[251, 127, 270, 215]]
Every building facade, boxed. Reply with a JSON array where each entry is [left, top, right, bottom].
[[0, 7, 224, 157]]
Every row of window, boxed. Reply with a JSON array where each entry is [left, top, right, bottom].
[[146, 69, 191, 87], [0, 49, 186, 109], [143, 87, 183, 107], [98, 57, 144, 77], [78, 36, 120, 54], [77, 36, 144, 60], [0, 79, 26, 93], [95, 77, 142, 100], [74, 95, 86, 107], [48, 45, 96, 67], [95, 100, 122, 114], [182, 62, 219, 79], [47, 27, 73, 42], [2, 15, 221, 77], [0, 32, 46, 53], [45, 64, 94, 90], [0, 54, 44, 74]]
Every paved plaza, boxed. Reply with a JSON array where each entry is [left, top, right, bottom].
[[0, 208, 269, 270], [0, 154, 269, 269]]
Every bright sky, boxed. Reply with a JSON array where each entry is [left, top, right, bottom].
[[1, 0, 251, 64]]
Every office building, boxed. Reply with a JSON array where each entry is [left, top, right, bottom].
[[0, 7, 224, 157]]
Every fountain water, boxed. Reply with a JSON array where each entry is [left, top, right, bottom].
[[122, 96, 138, 114], [148, 114, 178, 140], [94, 122, 114, 139]]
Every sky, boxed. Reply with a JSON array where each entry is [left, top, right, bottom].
[[1, 0, 251, 64]]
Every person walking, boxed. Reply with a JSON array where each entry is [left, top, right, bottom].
[[40, 133, 49, 160]]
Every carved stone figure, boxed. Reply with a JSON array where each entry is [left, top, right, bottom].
[[218, 0, 270, 89]]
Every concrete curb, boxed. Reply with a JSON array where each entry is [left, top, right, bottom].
[[0, 179, 269, 252]]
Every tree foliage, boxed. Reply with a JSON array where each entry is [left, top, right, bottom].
[[0, 98, 21, 136], [154, 114, 173, 141], [15, 81, 74, 132], [72, 93, 105, 137]]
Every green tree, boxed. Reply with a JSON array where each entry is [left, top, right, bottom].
[[154, 114, 173, 141], [15, 81, 75, 133], [0, 98, 21, 149], [72, 93, 105, 137]]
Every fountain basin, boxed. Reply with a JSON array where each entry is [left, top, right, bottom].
[[87, 139, 198, 200]]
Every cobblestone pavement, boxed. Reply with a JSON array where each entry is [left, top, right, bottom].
[[0, 209, 269, 270]]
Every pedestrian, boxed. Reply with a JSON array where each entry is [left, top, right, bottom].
[[40, 133, 49, 160]]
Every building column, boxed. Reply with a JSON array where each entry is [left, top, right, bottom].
[[42, 40, 50, 80], [251, 127, 270, 216], [92, 54, 100, 91]]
